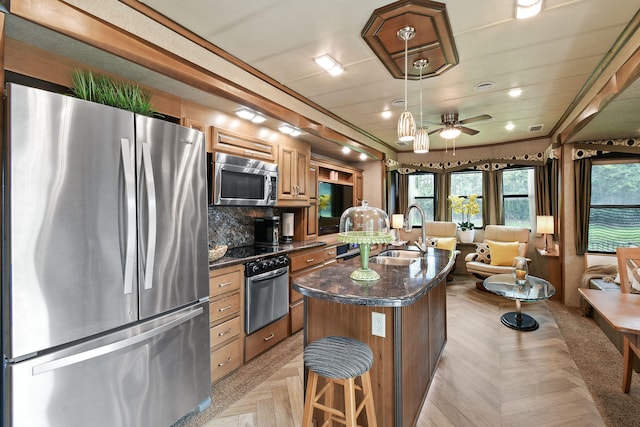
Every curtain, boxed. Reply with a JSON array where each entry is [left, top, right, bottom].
[[493, 170, 504, 225], [398, 172, 408, 215], [438, 173, 451, 221], [535, 159, 559, 234], [482, 170, 502, 226], [574, 158, 592, 255]]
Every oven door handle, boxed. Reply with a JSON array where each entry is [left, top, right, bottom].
[[248, 267, 289, 283]]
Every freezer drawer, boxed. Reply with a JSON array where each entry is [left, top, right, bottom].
[[4, 302, 211, 427]]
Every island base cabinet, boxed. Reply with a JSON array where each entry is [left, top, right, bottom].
[[304, 279, 447, 427]]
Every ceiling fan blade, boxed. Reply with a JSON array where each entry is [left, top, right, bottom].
[[428, 128, 443, 135], [459, 114, 492, 125], [459, 126, 479, 135]]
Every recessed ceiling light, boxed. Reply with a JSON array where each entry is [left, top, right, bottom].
[[279, 124, 302, 137], [235, 108, 255, 120], [474, 81, 495, 92], [381, 110, 392, 119], [505, 122, 515, 131], [508, 88, 523, 97], [251, 113, 267, 124], [314, 54, 344, 76], [516, 0, 542, 19], [342, 146, 351, 154], [359, 153, 367, 160]]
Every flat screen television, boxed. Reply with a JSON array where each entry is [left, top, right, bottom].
[[318, 181, 353, 236]]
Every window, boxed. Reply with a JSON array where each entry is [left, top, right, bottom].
[[503, 168, 535, 228], [450, 171, 483, 228], [588, 161, 640, 253], [408, 173, 435, 226]]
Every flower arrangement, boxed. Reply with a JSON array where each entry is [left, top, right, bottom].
[[448, 194, 480, 231]]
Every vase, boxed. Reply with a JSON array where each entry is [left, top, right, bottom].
[[458, 229, 475, 243]]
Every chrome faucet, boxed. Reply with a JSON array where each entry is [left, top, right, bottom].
[[405, 204, 427, 253]]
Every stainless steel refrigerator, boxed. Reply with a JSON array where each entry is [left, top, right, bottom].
[[2, 83, 211, 427]]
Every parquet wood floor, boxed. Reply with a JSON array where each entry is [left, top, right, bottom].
[[205, 277, 604, 426]]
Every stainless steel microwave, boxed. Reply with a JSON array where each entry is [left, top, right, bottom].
[[213, 153, 278, 206]]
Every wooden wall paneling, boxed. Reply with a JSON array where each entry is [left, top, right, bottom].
[[305, 298, 395, 427]]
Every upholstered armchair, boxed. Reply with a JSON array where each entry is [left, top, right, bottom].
[[465, 225, 531, 289], [424, 221, 458, 251]]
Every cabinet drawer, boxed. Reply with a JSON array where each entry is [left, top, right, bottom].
[[209, 269, 242, 298], [290, 286, 303, 304], [290, 248, 325, 272], [210, 293, 241, 324], [290, 300, 304, 334], [210, 316, 242, 349], [323, 246, 337, 261], [211, 338, 243, 383], [245, 315, 289, 361]]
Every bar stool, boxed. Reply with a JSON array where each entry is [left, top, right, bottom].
[[302, 336, 377, 427]]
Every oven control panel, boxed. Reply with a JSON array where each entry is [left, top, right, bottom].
[[245, 254, 290, 277]]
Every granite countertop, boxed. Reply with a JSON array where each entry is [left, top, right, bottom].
[[292, 248, 456, 307], [209, 240, 327, 269]]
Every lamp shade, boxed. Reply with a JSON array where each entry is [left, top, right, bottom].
[[536, 215, 554, 234], [398, 111, 416, 141], [391, 214, 404, 229], [413, 128, 430, 153]]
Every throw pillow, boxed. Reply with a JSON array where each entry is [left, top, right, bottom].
[[474, 242, 491, 264], [425, 238, 438, 248], [487, 240, 520, 266], [436, 237, 457, 251]]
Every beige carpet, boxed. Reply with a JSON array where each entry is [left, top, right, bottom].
[[547, 300, 640, 427], [173, 331, 303, 427]]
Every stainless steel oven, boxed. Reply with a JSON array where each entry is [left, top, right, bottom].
[[213, 153, 278, 206], [245, 254, 290, 334]]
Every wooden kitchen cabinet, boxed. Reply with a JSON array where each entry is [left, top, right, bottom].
[[354, 171, 363, 206], [288, 246, 337, 333], [277, 141, 310, 206], [211, 127, 277, 162], [209, 264, 245, 383]]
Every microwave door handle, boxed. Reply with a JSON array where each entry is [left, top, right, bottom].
[[141, 142, 157, 290], [120, 138, 136, 295]]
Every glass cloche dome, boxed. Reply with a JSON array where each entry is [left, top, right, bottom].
[[337, 200, 392, 281]]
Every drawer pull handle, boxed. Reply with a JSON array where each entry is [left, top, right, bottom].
[[219, 305, 233, 312], [263, 333, 275, 341], [218, 281, 232, 288], [327, 251, 335, 255], [306, 258, 315, 263], [218, 328, 232, 337], [217, 357, 232, 367]]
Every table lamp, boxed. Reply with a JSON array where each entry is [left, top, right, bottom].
[[390, 214, 407, 246], [536, 215, 554, 253]]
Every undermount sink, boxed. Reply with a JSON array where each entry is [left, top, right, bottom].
[[368, 256, 418, 266], [377, 250, 423, 258]]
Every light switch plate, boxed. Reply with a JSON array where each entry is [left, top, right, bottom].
[[372, 312, 385, 337]]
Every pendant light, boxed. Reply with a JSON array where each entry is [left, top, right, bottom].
[[413, 58, 429, 154], [397, 27, 416, 142]]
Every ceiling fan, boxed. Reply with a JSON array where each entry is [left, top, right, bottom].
[[428, 113, 493, 139]]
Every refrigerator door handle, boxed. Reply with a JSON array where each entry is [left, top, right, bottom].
[[32, 306, 204, 376], [141, 142, 157, 290], [120, 137, 136, 295]]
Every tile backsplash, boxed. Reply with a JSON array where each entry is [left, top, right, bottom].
[[208, 206, 278, 249]]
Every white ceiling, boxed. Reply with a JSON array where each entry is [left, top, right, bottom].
[[135, 0, 640, 153], [4, 0, 640, 159]]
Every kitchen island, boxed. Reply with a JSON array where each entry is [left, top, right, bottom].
[[292, 247, 456, 427]]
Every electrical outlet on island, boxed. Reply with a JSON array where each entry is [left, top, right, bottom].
[[372, 312, 386, 337]]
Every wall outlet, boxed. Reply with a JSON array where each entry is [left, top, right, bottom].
[[372, 312, 385, 337]]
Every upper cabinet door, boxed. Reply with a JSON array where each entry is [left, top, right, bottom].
[[277, 142, 310, 206]]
